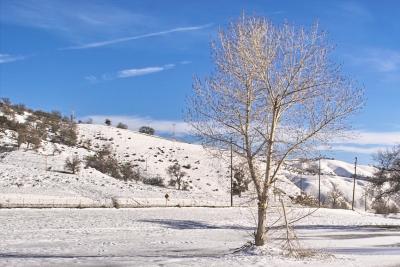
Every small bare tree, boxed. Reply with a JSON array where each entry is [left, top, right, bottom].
[[187, 15, 363, 246], [65, 155, 81, 174], [370, 145, 400, 207], [167, 163, 187, 190], [327, 183, 348, 209], [233, 165, 251, 197]]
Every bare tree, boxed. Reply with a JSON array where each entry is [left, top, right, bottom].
[[65, 155, 81, 174], [186, 16, 363, 246], [370, 145, 400, 203], [232, 165, 251, 197], [167, 163, 187, 190], [327, 183, 348, 209]]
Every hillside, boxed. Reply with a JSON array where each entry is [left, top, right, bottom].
[[0, 102, 377, 209]]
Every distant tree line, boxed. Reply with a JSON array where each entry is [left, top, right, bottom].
[[103, 118, 154, 135]]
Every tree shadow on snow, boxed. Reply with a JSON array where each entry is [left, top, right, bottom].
[[291, 224, 400, 231], [138, 219, 253, 231]]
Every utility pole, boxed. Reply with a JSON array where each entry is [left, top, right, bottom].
[[365, 190, 367, 212], [71, 110, 75, 123], [352, 156, 357, 210], [318, 157, 321, 207], [300, 176, 303, 192], [230, 138, 233, 207]]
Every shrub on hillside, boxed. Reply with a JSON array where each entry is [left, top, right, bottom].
[[85, 145, 143, 182], [372, 199, 399, 214], [120, 162, 141, 182], [167, 163, 187, 190], [143, 176, 165, 187], [65, 155, 82, 174], [0, 99, 79, 149], [116, 122, 128, 129], [327, 183, 349, 209], [232, 166, 250, 197], [85, 145, 121, 179], [15, 123, 41, 150], [139, 126, 155, 135], [51, 122, 78, 146], [292, 193, 319, 207]]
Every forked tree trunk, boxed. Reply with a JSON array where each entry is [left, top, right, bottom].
[[255, 200, 268, 246]]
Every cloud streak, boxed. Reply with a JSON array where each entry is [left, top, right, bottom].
[[324, 145, 387, 155], [0, 0, 153, 42], [62, 24, 213, 50], [336, 130, 400, 146], [322, 130, 400, 155], [86, 62, 188, 83], [118, 64, 175, 78], [349, 48, 400, 73], [337, 1, 373, 21], [0, 54, 25, 64]]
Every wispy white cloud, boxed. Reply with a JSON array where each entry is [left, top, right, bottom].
[[348, 48, 400, 73], [117, 64, 175, 78], [62, 24, 213, 50], [117, 67, 164, 78], [87, 61, 188, 83], [0, 53, 25, 64], [336, 2, 373, 21], [320, 130, 400, 155], [328, 145, 387, 155], [180, 60, 192, 65], [84, 75, 98, 83], [0, 0, 155, 43], [81, 115, 191, 136], [336, 130, 400, 146]]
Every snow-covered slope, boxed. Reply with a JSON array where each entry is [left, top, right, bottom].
[[0, 123, 376, 208], [285, 158, 376, 208]]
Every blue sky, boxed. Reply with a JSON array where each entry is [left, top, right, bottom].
[[0, 0, 399, 164]]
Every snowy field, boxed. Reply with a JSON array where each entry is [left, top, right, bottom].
[[0, 207, 399, 267]]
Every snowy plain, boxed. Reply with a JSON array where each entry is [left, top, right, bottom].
[[0, 207, 399, 267]]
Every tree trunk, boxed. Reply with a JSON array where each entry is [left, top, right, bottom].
[[255, 200, 267, 246]]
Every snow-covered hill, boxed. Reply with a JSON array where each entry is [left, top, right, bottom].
[[284, 158, 375, 209], [0, 120, 376, 209]]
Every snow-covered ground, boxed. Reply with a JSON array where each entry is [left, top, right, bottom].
[[0, 207, 399, 267], [1, 114, 399, 266]]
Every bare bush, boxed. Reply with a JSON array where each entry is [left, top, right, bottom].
[[327, 183, 349, 209], [143, 176, 164, 187], [370, 145, 400, 206], [232, 166, 251, 197], [65, 155, 82, 174], [167, 163, 187, 190], [85, 145, 121, 179], [139, 126, 155, 135], [116, 122, 128, 129], [291, 193, 318, 207], [371, 199, 399, 214], [120, 162, 141, 182]]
